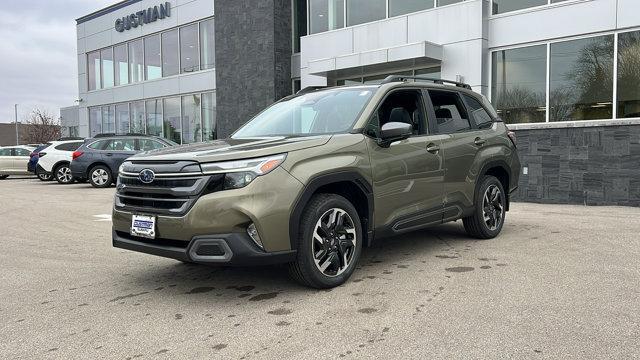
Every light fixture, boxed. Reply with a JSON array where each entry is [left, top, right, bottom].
[[247, 223, 264, 249]]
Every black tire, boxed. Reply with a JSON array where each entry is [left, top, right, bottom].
[[463, 175, 506, 239], [0, 175, 8, 180], [54, 163, 74, 184], [36, 168, 52, 181], [88, 165, 113, 188], [289, 194, 363, 289]]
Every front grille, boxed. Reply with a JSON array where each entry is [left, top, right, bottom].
[[115, 161, 221, 216], [116, 231, 189, 248]]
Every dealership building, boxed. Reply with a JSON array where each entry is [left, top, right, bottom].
[[69, 0, 640, 205]]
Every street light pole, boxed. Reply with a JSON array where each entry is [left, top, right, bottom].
[[14, 104, 19, 145]]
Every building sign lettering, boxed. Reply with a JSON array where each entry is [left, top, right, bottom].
[[115, 2, 171, 32]]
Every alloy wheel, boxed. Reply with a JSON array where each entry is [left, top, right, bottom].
[[482, 184, 504, 231], [91, 168, 109, 186], [312, 208, 357, 277], [57, 166, 73, 183]]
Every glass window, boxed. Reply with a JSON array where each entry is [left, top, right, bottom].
[[437, 0, 463, 6], [145, 99, 163, 136], [492, 45, 546, 123], [293, 0, 307, 52], [163, 97, 182, 143], [88, 51, 101, 90], [15, 148, 31, 156], [55, 142, 83, 151], [130, 101, 145, 134], [0, 148, 10, 156], [138, 139, 166, 151], [202, 92, 216, 141], [144, 35, 161, 80], [233, 88, 375, 137], [492, 0, 546, 15], [89, 107, 102, 137], [550, 35, 614, 122], [463, 94, 493, 128], [129, 39, 144, 83], [114, 44, 129, 86], [415, 67, 441, 79], [429, 90, 471, 134], [617, 31, 640, 119], [181, 94, 201, 144], [102, 105, 115, 133], [200, 19, 215, 70], [310, 0, 345, 34], [162, 29, 179, 77], [347, 0, 384, 27], [101, 48, 114, 88], [389, 0, 434, 17], [88, 140, 108, 150], [115, 104, 130, 134], [180, 24, 199, 73], [104, 138, 136, 151]]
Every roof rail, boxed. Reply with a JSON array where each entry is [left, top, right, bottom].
[[381, 75, 472, 90], [57, 137, 85, 141], [93, 133, 149, 138], [296, 86, 326, 95]]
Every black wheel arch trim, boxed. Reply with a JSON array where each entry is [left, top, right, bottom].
[[52, 161, 71, 173], [289, 171, 374, 251], [478, 159, 513, 211]]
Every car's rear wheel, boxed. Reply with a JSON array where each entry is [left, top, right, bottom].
[[0, 175, 8, 180], [463, 175, 506, 239], [54, 164, 74, 184], [36, 168, 52, 181], [289, 194, 362, 289], [89, 165, 112, 188]]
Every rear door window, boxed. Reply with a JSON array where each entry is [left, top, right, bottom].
[[0, 148, 11, 156], [55, 142, 83, 151], [104, 138, 136, 151], [428, 90, 471, 134], [15, 148, 31, 156]]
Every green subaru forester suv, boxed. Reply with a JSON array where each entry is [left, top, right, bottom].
[[113, 76, 520, 288]]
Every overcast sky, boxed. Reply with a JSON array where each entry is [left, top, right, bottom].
[[0, 0, 114, 123]]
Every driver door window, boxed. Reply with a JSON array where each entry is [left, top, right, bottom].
[[365, 89, 427, 138]]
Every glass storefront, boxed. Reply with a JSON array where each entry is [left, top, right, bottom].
[[88, 92, 216, 144]]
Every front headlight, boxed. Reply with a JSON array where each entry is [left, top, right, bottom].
[[200, 154, 287, 189]]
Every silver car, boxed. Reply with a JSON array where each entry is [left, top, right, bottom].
[[0, 146, 35, 179]]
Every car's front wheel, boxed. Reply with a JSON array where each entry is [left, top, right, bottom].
[[89, 165, 112, 188], [463, 175, 506, 239], [54, 164, 74, 184], [289, 194, 362, 289]]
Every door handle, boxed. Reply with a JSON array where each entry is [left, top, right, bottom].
[[105, 153, 113, 157], [474, 137, 486, 146], [426, 143, 440, 154]]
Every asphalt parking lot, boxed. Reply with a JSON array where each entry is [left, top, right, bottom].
[[1, 177, 639, 359]]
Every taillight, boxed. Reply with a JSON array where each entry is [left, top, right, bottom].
[[507, 130, 517, 147], [38, 152, 46, 157], [30, 152, 37, 158], [72, 151, 84, 160]]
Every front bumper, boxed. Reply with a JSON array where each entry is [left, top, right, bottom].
[[112, 230, 296, 266]]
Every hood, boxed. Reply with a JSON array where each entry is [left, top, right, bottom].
[[128, 135, 332, 163]]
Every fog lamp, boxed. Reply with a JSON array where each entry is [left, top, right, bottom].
[[247, 223, 264, 250]]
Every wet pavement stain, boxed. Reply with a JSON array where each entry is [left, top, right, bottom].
[[435, 255, 459, 259], [185, 287, 215, 294], [445, 267, 474, 273], [276, 321, 291, 326], [249, 292, 279, 301], [174, 314, 183, 320], [155, 349, 169, 354], [108, 291, 149, 303], [212, 344, 227, 350], [358, 308, 378, 314], [480, 265, 492, 269], [227, 285, 256, 292], [496, 263, 508, 267], [267, 308, 292, 315]]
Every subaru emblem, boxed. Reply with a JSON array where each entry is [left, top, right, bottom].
[[139, 169, 155, 184]]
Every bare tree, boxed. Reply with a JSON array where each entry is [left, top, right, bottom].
[[23, 109, 61, 144]]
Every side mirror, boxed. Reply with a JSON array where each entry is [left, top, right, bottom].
[[378, 122, 412, 147]]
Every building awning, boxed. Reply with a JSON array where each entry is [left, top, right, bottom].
[[308, 41, 443, 75]]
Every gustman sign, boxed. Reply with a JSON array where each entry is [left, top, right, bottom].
[[115, 2, 171, 32]]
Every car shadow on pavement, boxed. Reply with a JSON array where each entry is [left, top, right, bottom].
[[113, 221, 475, 304]]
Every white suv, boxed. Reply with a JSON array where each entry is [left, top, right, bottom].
[[37, 140, 85, 184]]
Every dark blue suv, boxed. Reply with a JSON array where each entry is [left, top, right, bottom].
[[70, 135, 176, 188]]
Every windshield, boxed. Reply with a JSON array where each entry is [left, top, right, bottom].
[[232, 88, 375, 138]]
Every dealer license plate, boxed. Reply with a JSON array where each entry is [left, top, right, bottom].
[[130, 215, 156, 239]]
